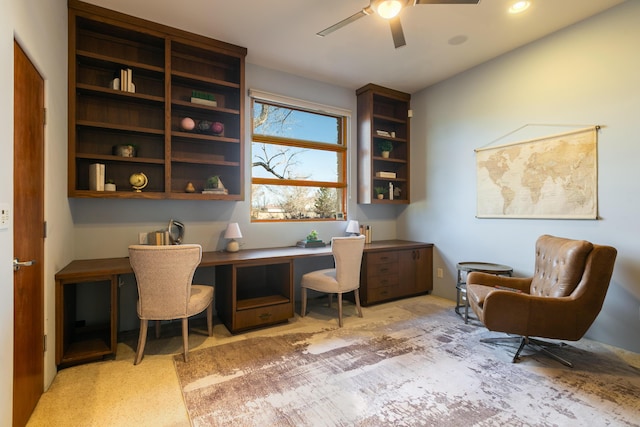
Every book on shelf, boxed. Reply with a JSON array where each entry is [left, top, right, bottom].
[[118, 69, 135, 93], [359, 225, 372, 244], [190, 97, 217, 107], [88, 163, 105, 191], [375, 171, 397, 178], [147, 230, 170, 245], [376, 130, 391, 137], [202, 188, 229, 195], [191, 90, 216, 106]]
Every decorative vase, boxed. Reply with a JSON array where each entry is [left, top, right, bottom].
[[377, 194, 384, 199], [382, 151, 390, 158], [105, 183, 116, 191]]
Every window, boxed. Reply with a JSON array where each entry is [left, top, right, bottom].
[[250, 90, 349, 221]]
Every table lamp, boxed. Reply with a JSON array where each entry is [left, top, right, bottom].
[[345, 220, 360, 236], [224, 222, 243, 252]]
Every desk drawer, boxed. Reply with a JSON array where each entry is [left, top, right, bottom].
[[366, 274, 398, 289], [368, 262, 398, 278], [367, 251, 399, 265], [367, 286, 397, 302], [234, 302, 292, 331]]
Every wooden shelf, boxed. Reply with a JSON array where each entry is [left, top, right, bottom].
[[69, 0, 247, 200], [237, 295, 290, 311], [356, 84, 411, 204]]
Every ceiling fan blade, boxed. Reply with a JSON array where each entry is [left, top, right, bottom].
[[414, 0, 480, 4], [390, 18, 406, 49], [317, 9, 369, 37]]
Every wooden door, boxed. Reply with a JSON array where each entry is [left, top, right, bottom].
[[13, 40, 45, 427]]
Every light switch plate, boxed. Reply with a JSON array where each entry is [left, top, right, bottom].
[[0, 203, 9, 230]]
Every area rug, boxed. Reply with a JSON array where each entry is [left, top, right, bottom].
[[174, 297, 640, 426]]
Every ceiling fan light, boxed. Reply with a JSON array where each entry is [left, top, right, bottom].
[[376, 0, 403, 19], [509, 1, 531, 14]]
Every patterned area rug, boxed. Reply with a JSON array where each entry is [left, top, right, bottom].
[[174, 297, 640, 426]]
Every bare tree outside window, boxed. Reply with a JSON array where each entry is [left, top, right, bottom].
[[251, 99, 347, 221]]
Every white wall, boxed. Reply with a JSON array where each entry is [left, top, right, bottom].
[[403, 1, 640, 353], [2, 0, 71, 422]]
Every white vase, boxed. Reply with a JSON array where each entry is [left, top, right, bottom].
[[105, 183, 116, 191]]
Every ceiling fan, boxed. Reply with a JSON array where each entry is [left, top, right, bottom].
[[317, 0, 480, 49]]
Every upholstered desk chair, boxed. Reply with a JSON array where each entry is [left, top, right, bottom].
[[300, 235, 366, 327], [466, 235, 617, 367], [128, 244, 213, 365]]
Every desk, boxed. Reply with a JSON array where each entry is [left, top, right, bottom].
[[455, 262, 513, 324], [55, 240, 432, 366]]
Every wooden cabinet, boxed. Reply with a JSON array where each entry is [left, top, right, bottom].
[[360, 242, 432, 306], [356, 84, 411, 204], [55, 273, 119, 368], [216, 260, 294, 333], [68, 1, 246, 200]]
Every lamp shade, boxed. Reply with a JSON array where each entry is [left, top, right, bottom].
[[345, 220, 360, 235], [224, 223, 243, 239]]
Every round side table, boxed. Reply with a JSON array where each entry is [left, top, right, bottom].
[[456, 262, 513, 324]]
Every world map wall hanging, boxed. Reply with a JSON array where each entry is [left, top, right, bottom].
[[475, 126, 598, 219]]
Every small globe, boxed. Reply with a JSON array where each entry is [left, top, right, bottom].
[[129, 172, 148, 191]]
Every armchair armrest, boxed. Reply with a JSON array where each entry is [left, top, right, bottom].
[[467, 272, 531, 293], [482, 291, 584, 340]]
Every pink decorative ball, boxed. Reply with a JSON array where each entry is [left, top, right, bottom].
[[180, 117, 195, 131], [211, 121, 224, 135]]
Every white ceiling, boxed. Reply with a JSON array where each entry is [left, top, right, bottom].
[[83, 0, 625, 94]]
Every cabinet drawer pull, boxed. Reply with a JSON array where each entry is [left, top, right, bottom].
[[259, 313, 272, 321]]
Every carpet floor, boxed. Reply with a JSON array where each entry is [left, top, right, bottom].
[[174, 296, 640, 426], [28, 295, 640, 426]]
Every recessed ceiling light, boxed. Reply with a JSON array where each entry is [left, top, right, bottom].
[[509, 1, 531, 14], [448, 35, 468, 46]]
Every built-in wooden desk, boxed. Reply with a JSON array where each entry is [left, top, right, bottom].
[[55, 240, 433, 367]]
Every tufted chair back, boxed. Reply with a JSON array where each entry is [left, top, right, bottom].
[[530, 235, 593, 298]]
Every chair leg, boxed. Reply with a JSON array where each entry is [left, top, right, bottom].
[[337, 293, 343, 327], [481, 335, 573, 367], [301, 287, 307, 317], [354, 289, 363, 318], [328, 293, 333, 308], [134, 319, 148, 365], [206, 303, 213, 337], [155, 320, 161, 339], [182, 318, 189, 363], [528, 338, 573, 368]]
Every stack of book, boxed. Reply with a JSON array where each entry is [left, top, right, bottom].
[[359, 224, 373, 244], [191, 90, 217, 107], [202, 188, 228, 195], [375, 171, 396, 178], [297, 239, 327, 248], [110, 69, 135, 93]]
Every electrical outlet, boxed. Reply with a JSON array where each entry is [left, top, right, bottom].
[[437, 268, 444, 278]]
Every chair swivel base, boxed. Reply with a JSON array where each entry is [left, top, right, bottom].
[[481, 335, 573, 368]]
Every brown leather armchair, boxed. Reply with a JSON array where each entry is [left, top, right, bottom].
[[466, 234, 617, 367]]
